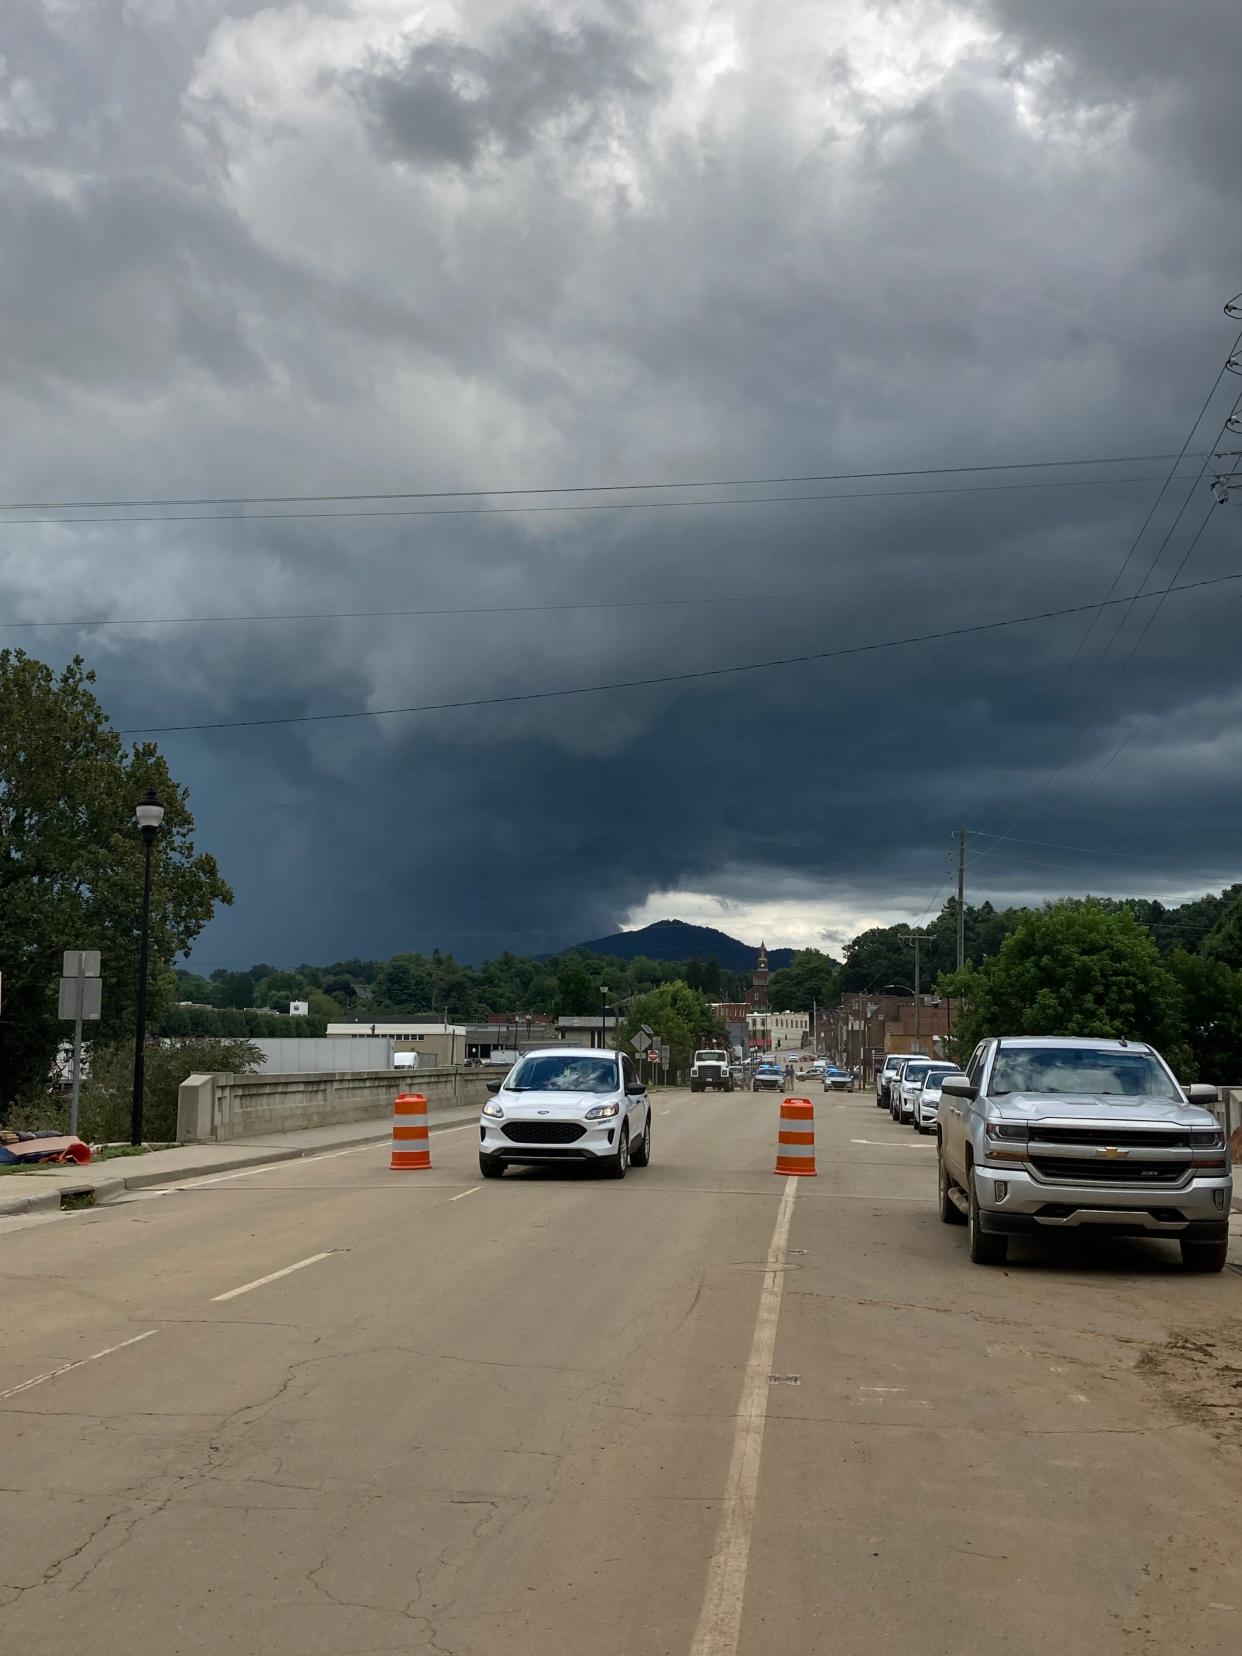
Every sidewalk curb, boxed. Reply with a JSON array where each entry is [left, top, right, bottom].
[[0, 1117, 476, 1217]]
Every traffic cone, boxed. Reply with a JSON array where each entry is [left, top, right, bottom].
[[390, 1092, 432, 1170], [775, 1097, 816, 1176]]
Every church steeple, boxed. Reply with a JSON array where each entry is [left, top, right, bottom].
[[750, 941, 770, 1009]]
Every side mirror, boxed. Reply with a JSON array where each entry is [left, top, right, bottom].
[[486, 1079, 502, 1094], [625, 1079, 646, 1096], [939, 1074, 977, 1101], [1184, 1082, 1219, 1106]]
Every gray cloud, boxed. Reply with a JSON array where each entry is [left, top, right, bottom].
[[1, 1, 1239, 966], [354, 10, 659, 171]]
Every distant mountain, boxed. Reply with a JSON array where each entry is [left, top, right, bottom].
[[561, 919, 795, 974]]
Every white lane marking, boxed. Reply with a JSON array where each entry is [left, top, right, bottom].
[[0, 1329, 159, 1401], [211, 1251, 334, 1302], [850, 1138, 932, 1149], [661, 1109, 673, 1115], [449, 1186, 481, 1202], [161, 1121, 481, 1191], [689, 1175, 799, 1656]]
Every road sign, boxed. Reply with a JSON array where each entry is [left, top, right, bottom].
[[63, 949, 101, 978], [630, 1032, 648, 1052], [58, 975, 102, 1021], [659, 1042, 670, 1067], [646, 1049, 660, 1063]]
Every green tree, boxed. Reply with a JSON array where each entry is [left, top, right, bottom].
[[1199, 889, 1242, 970], [210, 970, 257, 1009], [1167, 950, 1242, 1082], [0, 651, 233, 1110], [767, 949, 840, 1013], [622, 981, 721, 1071], [79, 1038, 262, 1142], [939, 901, 1184, 1059], [174, 969, 216, 1003], [306, 990, 343, 1023], [555, 955, 601, 1017]]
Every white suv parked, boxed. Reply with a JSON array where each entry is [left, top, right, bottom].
[[479, 1047, 651, 1179]]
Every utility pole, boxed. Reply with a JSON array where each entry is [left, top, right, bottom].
[[905, 931, 931, 1055], [956, 827, 966, 971]]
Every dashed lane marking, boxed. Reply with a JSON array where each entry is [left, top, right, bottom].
[[688, 1175, 799, 1656], [211, 1251, 334, 1302], [0, 1329, 159, 1401]]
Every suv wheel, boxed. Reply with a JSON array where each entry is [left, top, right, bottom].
[[967, 1172, 1007, 1265], [1180, 1236, 1228, 1272], [630, 1114, 652, 1167], [603, 1126, 630, 1180], [479, 1154, 505, 1179], [938, 1148, 964, 1225]]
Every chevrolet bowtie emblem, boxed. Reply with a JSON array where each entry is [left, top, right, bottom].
[[1101, 1146, 1129, 1157]]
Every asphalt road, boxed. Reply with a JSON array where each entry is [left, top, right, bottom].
[[3, 1087, 1242, 1655]]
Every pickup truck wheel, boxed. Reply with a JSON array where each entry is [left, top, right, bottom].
[[1180, 1236, 1228, 1272], [968, 1173, 1007, 1264], [938, 1150, 965, 1225], [690, 1081, 702, 1093]]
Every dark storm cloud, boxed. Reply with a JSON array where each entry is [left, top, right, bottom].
[[2, 1, 1240, 966], [354, 12, 660, 171]]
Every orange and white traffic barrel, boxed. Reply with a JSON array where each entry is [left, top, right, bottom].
[[390, 1092, 431, 1170], [775, 1097, 816, 1176]]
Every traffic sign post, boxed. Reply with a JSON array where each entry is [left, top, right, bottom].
[[59, 951, 102, 1138]]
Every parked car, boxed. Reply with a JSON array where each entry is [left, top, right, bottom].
[[478, 1047, 651, 1179], [912, 1062, 959, 1133], [936, 1036, 1231, 1270], [752, 1062, 784, 1092], [893, 1057, 935, 1120], [823, 1065, 854, 1092], [877, 1054, 906, 1109]]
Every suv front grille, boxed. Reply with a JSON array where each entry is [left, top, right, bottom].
[[1030, 1156, 1186, 1185], [502, 1120, 586, 1145]]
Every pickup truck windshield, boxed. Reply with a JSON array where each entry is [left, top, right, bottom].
[[990, 1048, 1179, 1099], [695, 1052, 728, 1064]]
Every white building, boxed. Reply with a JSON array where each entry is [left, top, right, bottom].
[[326, 1021, 469, 1066], [746, 1009, 809, 1053]]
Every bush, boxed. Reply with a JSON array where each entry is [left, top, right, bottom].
[[61, 1038, 264, 1143]]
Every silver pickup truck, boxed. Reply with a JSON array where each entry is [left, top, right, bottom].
[[936, 1035, 1232, 1271]]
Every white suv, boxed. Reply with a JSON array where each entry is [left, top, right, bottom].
[[479, 1047, 652, 1180]]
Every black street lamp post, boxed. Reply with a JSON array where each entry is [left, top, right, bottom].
[[599, 984, 609, 1051], [130, 789, 165, 1146]]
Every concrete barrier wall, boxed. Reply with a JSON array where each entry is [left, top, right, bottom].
[[177, 1066, 493, 1143]]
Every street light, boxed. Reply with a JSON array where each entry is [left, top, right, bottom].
[[599, 984, 609, 1051], [130, 788, 164, 1146]]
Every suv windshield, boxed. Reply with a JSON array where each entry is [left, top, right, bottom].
[[990, 1047, 1179, 1099], [506, 1055, 618, 1094]]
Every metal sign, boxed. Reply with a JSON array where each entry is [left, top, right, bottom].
[[647, 1048, 660, 1063], [639, 1024, 655, 1039], [659, 1042, 670, 1066], [58, 975, 102, 1021], [629, 1032, 648, 1052], [63, 949, 101, 979]]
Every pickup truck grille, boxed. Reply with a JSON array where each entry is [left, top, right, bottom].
[[1028, 1126, 1195, 1149], [1029, 1156, 1186, 1185]]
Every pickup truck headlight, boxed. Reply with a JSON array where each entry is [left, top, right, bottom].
[[481, 1100, 504, 1119], [585, 1101, 622, 1120], [984, 1120, 1028, 1162], [1189, 1127, 1228, 1168]]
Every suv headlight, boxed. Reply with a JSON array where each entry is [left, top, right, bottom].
[[481, 1100, 504, 1119], [585, 1101, 621, 1120]]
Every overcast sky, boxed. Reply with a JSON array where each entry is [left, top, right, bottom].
[[3, 0, 1240, 968]]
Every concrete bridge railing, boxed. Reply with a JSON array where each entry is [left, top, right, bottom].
[[176, 1066, 493, 1143]]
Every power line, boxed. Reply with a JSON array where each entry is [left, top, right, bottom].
[[967, 831, 1189, 863], [117, 567, 1242, 737], [0, 451, 1194, 513], [0, 472, 1206, 531], [0, 578, 960, 633]]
